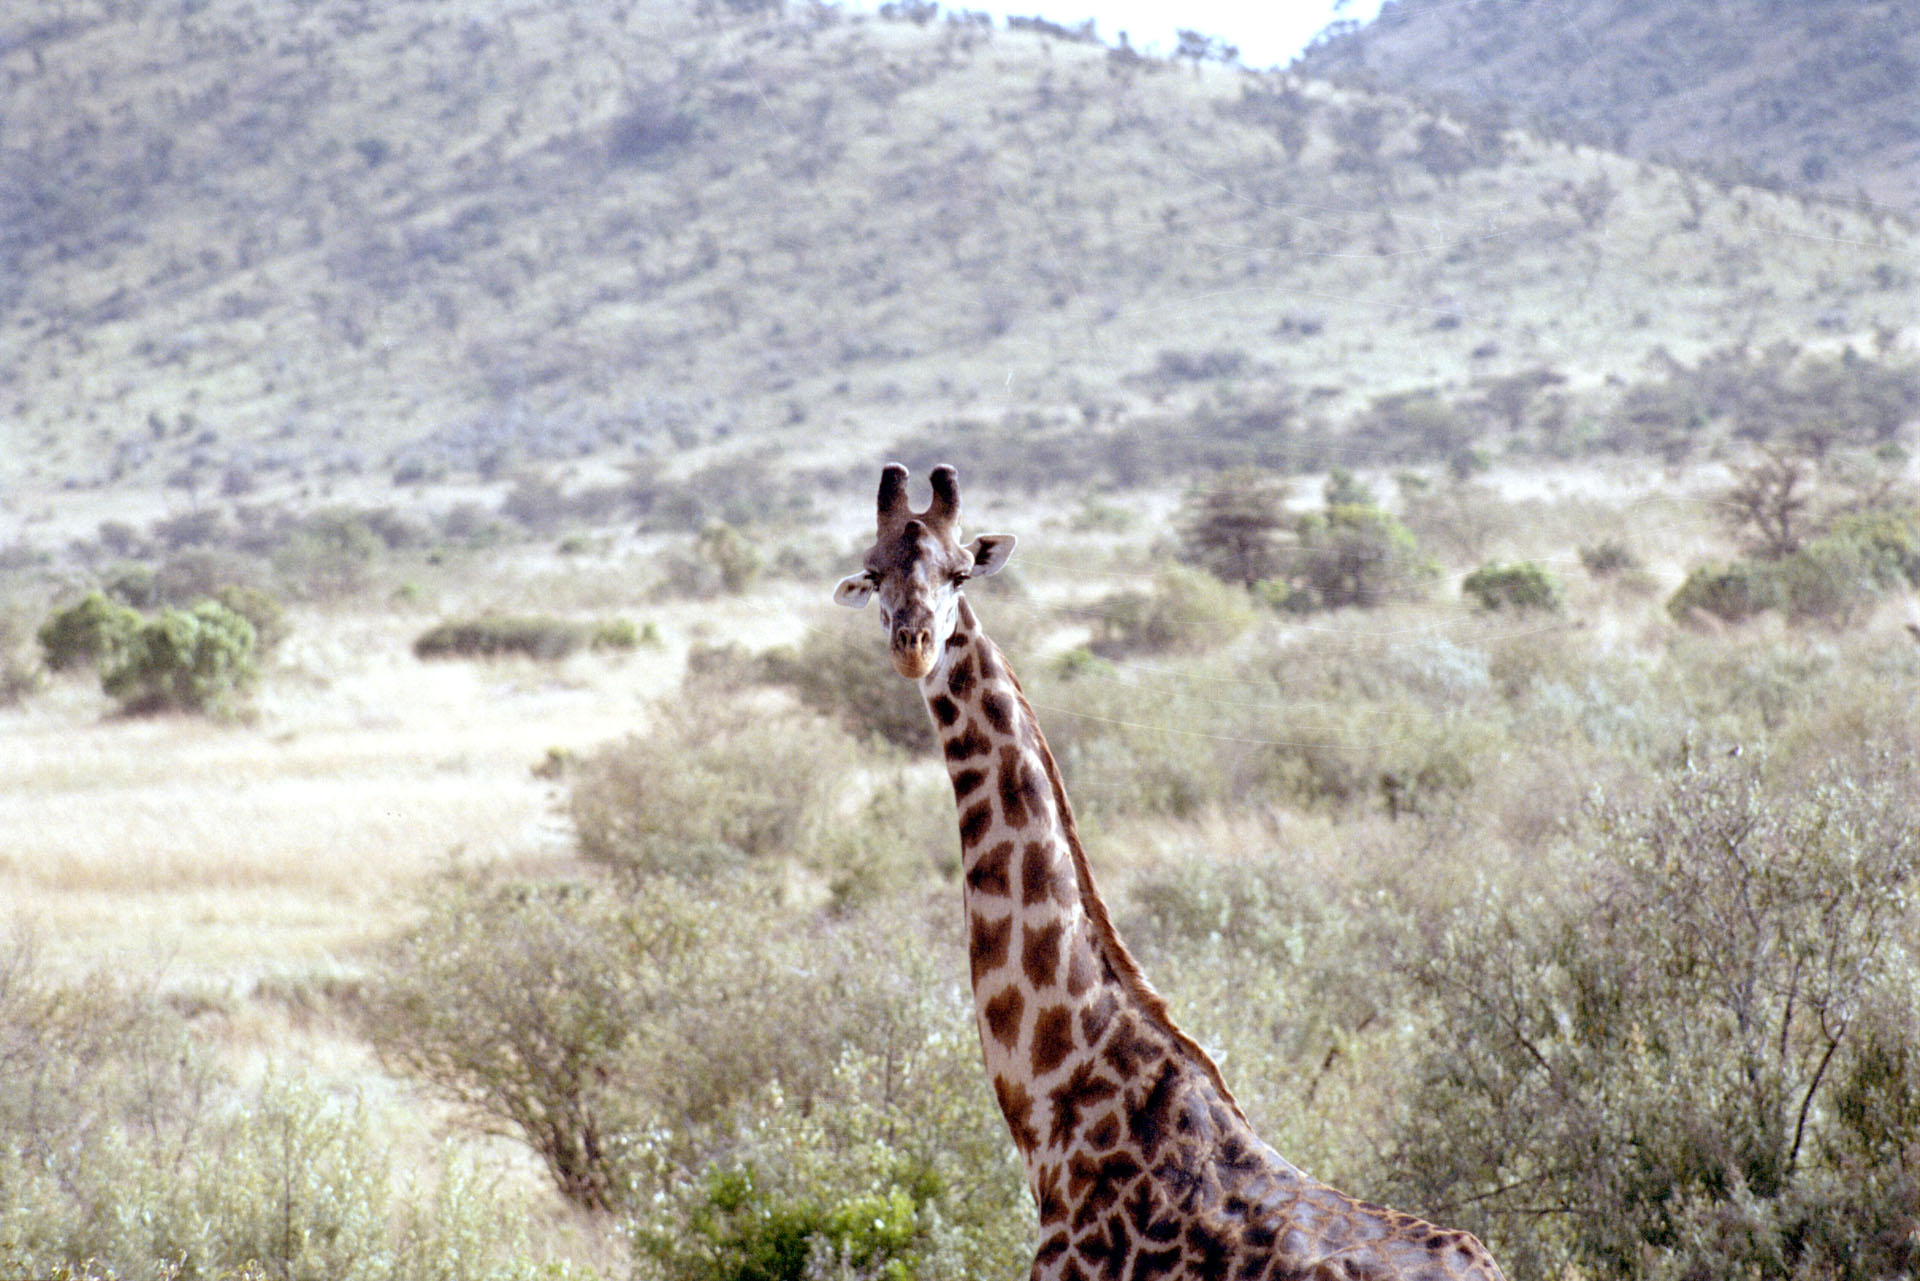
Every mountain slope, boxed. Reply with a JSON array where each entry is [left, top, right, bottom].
[[1297, 0, 1920, 211], [1, 0, 1914, 520]]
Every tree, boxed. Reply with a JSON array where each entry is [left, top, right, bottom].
[[38, 591, 140, 673], [101, 600, 257, 715], [369, 876, 652, 1211], [1723, 448, 1812, 559], [1178, 468, 1292, 588], [1293, 503, 1433, 608]]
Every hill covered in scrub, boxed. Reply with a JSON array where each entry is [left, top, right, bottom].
[[1, 0, 1916, 534], [1296, 0, 1920, 211]]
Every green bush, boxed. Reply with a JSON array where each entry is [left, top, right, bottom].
[[659, 524, 764, 598], [414, 616, 589, 661], [589, 617, 657, 651], [1772, 529, 1907, 624], [1391, 756, 1920, 1280], [37, 590, 141, 672], [368, 874, 653, 1211], [1090, 565, 1255, 657], [569, 706, 860, 880], [272, 509, 383, 600], [1667, 560, 1780, 624], [764, 624, 934, 752], [621, 905, 1030, 1281], [1670, 510, 1917, 627], [641, 1167, 922, 1281], [1461, 560, 1563, 612], [1577, 539, 1641, 576], [1822, 507, 1920, 585], [213, 582, 291, 653], [1288, 504, 1435, 609], [101, 599, 257, 715]]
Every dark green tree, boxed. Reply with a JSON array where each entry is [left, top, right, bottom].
[[1178, 468, 1292, 588]]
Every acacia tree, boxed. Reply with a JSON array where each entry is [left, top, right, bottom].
[[1177, 468, 1292, 588], [1723, 448, 1812, 559]]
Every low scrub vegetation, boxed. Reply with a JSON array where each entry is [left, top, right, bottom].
[[0, 933, 571, 1281], [1394, 754, 1920, 1281], [38, 590, 262, 715], [413, 615, 648, 662], [1461, 560, 1564, 612], [12, 464, 1920, 1281]]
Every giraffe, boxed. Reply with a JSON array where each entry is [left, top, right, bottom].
[[835, 464, 1507, 1281]]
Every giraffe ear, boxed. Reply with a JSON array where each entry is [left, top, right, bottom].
[[966, 534, 1015, 577], [834, 572, 876, 608]]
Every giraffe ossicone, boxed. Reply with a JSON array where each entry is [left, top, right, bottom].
[[837, 463, 1507, 1281]]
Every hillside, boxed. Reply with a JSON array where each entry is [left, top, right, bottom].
[[2, 0, 1916, 543], [1297, 0, 1920, 211]]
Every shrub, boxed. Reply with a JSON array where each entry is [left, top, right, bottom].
[[569, 706, 859, 880], [1391, 755, 1920, 1280], [213, 582, 290, 653], [414, 616, 588, 661], [622, 908, 1030, 1281], [1461, 560, 1563, 612], [640, 1167, 923, 1281], [368, 873, 652, 1211], [765, 624, 935, 752], [0, 933, 556, 1281], [589, 617, 656, 652], [1667, 560, 1779, 625], [37, 590, 141, 672], [1091, 566, 1255, 657], [1772, 530, 1906, 624], [1577, 539, 1640, 576], [1290, 504, 1434, 609], [1823, 506, 1920, 585], [272, 509, 382, 600], [103, 561, 161, 607], [100, 599, 257, 715]]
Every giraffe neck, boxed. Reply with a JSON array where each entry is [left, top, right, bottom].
[[913, 598, 1505, 1281], [920, 598, 1261, 1191]]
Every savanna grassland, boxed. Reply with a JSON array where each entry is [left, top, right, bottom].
[[4, 1, 1920, 1279]]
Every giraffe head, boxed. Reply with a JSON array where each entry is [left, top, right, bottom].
[[835, 463, 1014, 679]]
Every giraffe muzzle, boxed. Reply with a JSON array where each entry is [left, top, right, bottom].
[[891, 626, 936, 679]]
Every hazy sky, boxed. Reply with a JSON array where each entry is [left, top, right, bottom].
[[972, 0, 1385, 68]]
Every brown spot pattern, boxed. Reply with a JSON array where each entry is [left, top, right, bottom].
[[947, 652, 976, 698], [1031, 1003, 1076, 1077], [944, 720, 991, 761], [966, 840, 1013, 897], [983, 984, 1024, 1049], [1066, 944, 1098, 997], [958, 798, 993, 847], [992, 1074, 1038, 1153], [1022, 839, 1069, 907], [981, 687, 1015, 735], [999, 744, 1032, 828], [1021, 919, 1064, 989], [968, 912, 1011, 988]]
